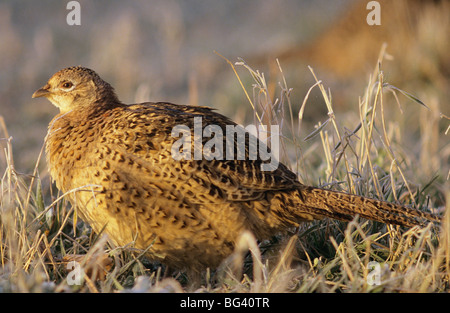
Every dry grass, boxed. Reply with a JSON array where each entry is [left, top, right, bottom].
[[0, 52, 448, 293]]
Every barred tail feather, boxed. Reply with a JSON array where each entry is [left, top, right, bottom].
[[299, 186, 441, 227]]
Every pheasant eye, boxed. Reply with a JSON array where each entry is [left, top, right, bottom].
[[61, 82, 73, 89]]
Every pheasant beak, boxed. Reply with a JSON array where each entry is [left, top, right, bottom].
[[32, 84, 51, 98]]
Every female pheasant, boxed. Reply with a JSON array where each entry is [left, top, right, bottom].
[[32, 66, 440, 271]]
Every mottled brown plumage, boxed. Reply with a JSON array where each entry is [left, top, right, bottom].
[[32, 66, 440, 271]]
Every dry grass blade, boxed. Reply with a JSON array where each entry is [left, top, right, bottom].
[[383, 83, 429, 109]]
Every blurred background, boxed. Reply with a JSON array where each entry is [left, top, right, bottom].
[[0, 0, 448, 183]]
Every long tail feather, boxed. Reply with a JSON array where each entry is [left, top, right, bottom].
[[299, 186, 441, 227]]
